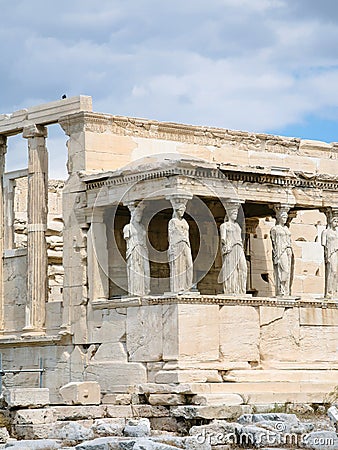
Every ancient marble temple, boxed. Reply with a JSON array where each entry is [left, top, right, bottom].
[[0, 96, 337, 413]]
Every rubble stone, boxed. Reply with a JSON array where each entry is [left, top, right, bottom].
[[124, 418, 151, 437], [91, 418, 125, 437]]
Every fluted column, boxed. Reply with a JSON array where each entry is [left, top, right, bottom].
[[0, 136, 6, 332], [23, 125, 48, 334]]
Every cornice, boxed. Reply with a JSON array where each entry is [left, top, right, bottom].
[[92, 294, 338, 310], [83, 164, 338, 192], [0, 333, 67, 347], [224, 169, 338, 190]]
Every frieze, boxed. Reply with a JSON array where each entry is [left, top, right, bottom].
[[59, 112, 336, 157]]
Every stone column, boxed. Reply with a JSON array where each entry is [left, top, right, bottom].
[[87, 208, 109, 302], [23, 125, 48, 334], [0, 136, 7, 332], [245, 217, 259, 294], [4, 177, 14, 250]]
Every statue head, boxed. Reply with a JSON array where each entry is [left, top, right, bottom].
[[130, 202, 145, 223], [225, 203, 240, 222], [330, 216, 338, 230], [274, 205, 289, 226], [174, 202, 186, 219], [276, 210, 288, 226], [169, 196, 189, 220]]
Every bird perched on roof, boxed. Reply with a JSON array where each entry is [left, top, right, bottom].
[[61, 94, 67, 99]]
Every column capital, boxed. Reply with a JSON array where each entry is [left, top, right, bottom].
[[271, 204, 296, 227], [224, 199, 244, 211], [246, 217, 259, 234], [272, 203, 293, 215], [320, 206, 338, 222], [23, 124, 47, 139], [166, 192, 193, 207], [123, 200, 147, 214]]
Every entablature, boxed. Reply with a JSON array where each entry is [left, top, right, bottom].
[[80, 159, 338, 212]]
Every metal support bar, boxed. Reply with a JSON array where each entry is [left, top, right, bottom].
[[0, 353, 44, 394], [0, 353, 2, 395], [39, 357, 43, 388]]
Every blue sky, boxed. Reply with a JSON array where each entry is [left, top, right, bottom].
[[2, 0, 338, 178]]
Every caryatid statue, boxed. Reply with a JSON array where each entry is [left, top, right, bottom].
[[167, 195, 193, 293], [321, 211, 338, 298], [219, 202, 247, 295], [123, 202, 150, 296], [270, 205, 293, 297]]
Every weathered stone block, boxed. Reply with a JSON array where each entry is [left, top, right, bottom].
[[75, 437, 120, 450], [92, 343, 128, 362], [178, 304, 219, 362], [52, 420, 94, 443], [300, 308, 338, 326], [148, 394, 186, 406], [124, 418, 151, 437], [92, 418, 125, 437], [299, 326, 338, 362], [105, 405, 133, 418], [4, 388, 50, 408], [171, 405, 251, 420], [101, 393, 132, 405], [14, 420, 94, 442], [59, 381, 101, 405], [131, 405, 169, 418], [14, 408, 56, 425], [191, 393, 244, 406], [5, 437, 61, 448], [260, 306, 300, 362], [86, 362, 147, 391], [127, 306, 163, 362], [149, 417, 180, 433], [0, 427, 9, 443], [154, 370, 222, 384], [138, 383, 193, 395], [12, 424, 57, 440], [219, 305, 260, 363], [52, 405, 105, 421]]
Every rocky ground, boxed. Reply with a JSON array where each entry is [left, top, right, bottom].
[[0, 410, 336, 450]]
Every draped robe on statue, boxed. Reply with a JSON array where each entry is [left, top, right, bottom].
[[219, 221, 247, 294], [123, 222, 150, 296], [168, 217, 193, 293], [322, 226, 338, 297], [270, 224, 293, 296]]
